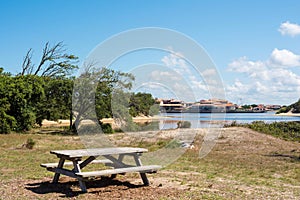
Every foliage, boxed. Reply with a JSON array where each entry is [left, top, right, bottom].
[[37, 77, 74, 126], [0, 72, 16, 133], [100, 123, 114, 134], [177, 121, 192, 128], [0, 47, 158, 134], [166, 139, 182, 148], [129, 92, 157, 117], [225, 120, 300, 142], [0, 109, 17, 134], [277, 99, 300, 113], [223, 120, 241, 128], [72, 67, 135, 133], [95, 68, 134, 119], [246, 121, 300, 142], [25, 138, 35, 149], [241, 105, 251, 109], [0, 41, 78, 133], [3, 75, 45, 132], [0, 69, 74, 133], [276, 106, 289, 114]]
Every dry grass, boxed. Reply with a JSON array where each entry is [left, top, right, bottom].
[[0, 127, 299, 199]]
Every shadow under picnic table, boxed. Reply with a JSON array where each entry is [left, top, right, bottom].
[[25, 177, 145, 197]]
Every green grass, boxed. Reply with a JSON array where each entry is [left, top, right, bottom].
[[0, 132, 84, 181]]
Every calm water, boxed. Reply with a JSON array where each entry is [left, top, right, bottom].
[[158, 112, 300, 129]]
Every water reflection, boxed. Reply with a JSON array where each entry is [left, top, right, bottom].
[[157, 111, 300, 130]]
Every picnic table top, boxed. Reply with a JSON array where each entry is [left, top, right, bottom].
[[50, 147, 148, 158]]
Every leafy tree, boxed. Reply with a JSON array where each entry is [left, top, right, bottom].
[[36, 77, 74, 127], [0, 71, 16, 133], [6, 75, 45, 131], [129, 92, 157, 117], [72, 66, 134, 133], [241, 105, 251, 109]]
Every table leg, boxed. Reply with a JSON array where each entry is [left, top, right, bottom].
[[133, 154, 149, 186], [72, 160, 87, 192], [53, 158, 65, 183]]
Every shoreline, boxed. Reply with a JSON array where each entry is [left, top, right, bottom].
[[42, 115, 162, 127], [275, 112, 300, 117]]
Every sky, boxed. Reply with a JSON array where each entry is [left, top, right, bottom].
[[1, 0, 300, 105]]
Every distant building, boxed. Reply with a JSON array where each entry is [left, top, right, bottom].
[[159, 98, 236, 113]]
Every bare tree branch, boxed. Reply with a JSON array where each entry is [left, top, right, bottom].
[[21, 48, 33, 76], [21, 41, 78, 77]]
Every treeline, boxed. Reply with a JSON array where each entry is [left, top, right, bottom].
[[0, 73, 73, 133], [0, 42, 157, 134]]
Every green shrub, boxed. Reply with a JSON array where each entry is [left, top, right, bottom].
[[224, 120, 300, 142], [177, 121, 191, 128], [25, 138, 35, 149], [166, 139, 181, 148], [101, 123, 114, 134]]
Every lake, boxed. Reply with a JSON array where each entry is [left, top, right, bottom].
[[158, 111, 300, 129]]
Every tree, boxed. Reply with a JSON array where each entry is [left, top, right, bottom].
[[129, 92, 157, 117], [6, 75, 45, 131], [21, 42, 78, 77], [36, 77, 74, 128], [72, 66, 134, 133], [0, 71, 16, 133]]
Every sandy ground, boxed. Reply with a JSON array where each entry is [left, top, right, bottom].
[[276, 112, 300, 116], [42, 116, 160, 128]]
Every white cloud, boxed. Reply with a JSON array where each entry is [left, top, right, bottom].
[[201, 68, 216, 76], [161, 51, 187, 68], [150, 70, 182, 81], [228, 56, 266, 73], [278, 21, 300, 37], [270, 48, 300, 67], [227, 49, 300, 104]]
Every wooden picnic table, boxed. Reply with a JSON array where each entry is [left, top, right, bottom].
[[41, 147, 161, 192]]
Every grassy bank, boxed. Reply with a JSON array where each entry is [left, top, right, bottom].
[[225, 121, 300, 142]]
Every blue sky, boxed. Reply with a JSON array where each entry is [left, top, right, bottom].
[[1, 0, 300, 105]]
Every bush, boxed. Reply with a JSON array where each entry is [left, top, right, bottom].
[[0, 111, 17, 134], [25, 138, 35, 149], [177, 121, 191, 128], [224, 120, 300, 142], [247, 121, 300, 142], [166, 139, 181, 148], [101, 123, 114, 134]]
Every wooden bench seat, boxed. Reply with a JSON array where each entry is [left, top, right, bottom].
[[76, 165, 161, 179], [41, 159, 113, 168]]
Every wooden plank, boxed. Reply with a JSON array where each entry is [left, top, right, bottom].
[[41, 159, 113, 168], [47, 167, 78, 179], [76, 165, 161, 178], [50, 147, 148, 158]]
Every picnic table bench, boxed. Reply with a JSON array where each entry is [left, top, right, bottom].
[[41, 147, 161, 192]]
